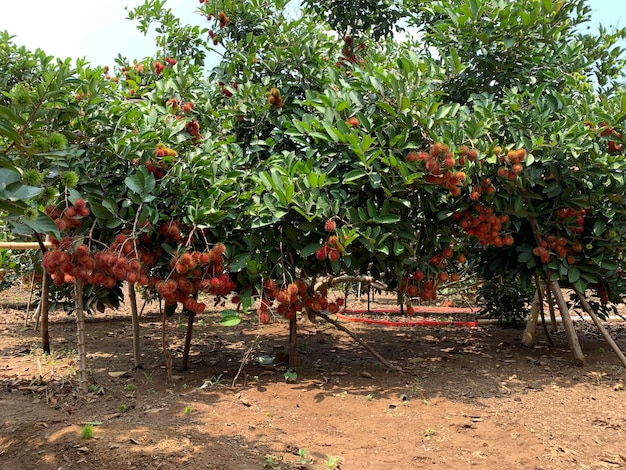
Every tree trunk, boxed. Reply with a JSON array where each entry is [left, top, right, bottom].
[[180, 311, 195, 371], [161, 303, 172, 381], [288, 314, 298, 369], [41, 272, 51, 354], [72, 281, 89, 392], [128, 282, 142, 368]]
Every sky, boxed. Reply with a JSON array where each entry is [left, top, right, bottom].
[[0, 0, 623, 68]]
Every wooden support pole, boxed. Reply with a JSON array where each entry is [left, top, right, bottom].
[[522, 287, 542, 347], [575, 290, 626, 368], [0, 241, 53, 249], [40, 272, 51, 354], [128, 283, 142, 368], [549, 281, 585, 365]]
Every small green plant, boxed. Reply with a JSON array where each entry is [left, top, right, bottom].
[[324, 455, 341, 469], [88, 384, 98, 393], [184, 405, 193, 414], [199, 374, 224, 389], [81, 424, 95, 439], [424, 428, 435, 438], [284, 369, 297, 382], [124, 383, 135, 392], [366, 394, 374, 401], [297, 448, 309, 465], [142, 371, 154, 385], [476, 278, 532, 326], [263, 454, 283, 469], [118, 403, 128, 413]]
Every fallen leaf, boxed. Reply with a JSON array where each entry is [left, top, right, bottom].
[[107, 371, 129, 378]]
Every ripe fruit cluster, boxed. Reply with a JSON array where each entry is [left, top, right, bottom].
[[401, 248, 464, 304], [155, 243, 234, 314], [45, 199, 90, 232], [185, 119, 202, 142], [43, 232, 153, 288], [257, 279, 344, 323], [496, 148, 527, 180], [315, 235, 342, 262], [335, 34, 366, 69], [407, 143, 468, 197], [145, 143, 177, 180], [219, 81, 238, 98], [533, 209, 586, 264], [454, 203, 513, 247], [267, 87, 283, 109]]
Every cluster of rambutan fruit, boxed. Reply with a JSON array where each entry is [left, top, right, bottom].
[[315, 220, 343, 262], [257, 279, 344, 324], [406, 143, 470, 197], [453, 203, 513, 247], [495, 147, 527, 180], [532, 208, 586, 264], [45, 199, 90, 232], [401, 246, 465, 306], [145, 143, 177, 180], [335, 34, 366, 69], [267, 87, 283, 109], [154, 243, 234, 314], [42, 199, 237, 314], [42, 233, 153, 288]]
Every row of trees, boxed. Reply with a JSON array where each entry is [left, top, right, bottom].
[[1, 0, 626, 390]]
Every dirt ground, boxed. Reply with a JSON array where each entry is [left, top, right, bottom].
[[1, 285, 626, 470]]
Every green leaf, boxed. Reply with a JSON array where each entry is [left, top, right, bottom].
[[301, 242, 322, 258], [567, 266, 580, 284], [220, 311, 241, 327], [343, 169, 367, 183]]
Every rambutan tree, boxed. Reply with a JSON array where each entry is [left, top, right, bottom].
[[2, 0, 626, 390]]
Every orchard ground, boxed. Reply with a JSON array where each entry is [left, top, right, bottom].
[[1, 285, 626, 470]]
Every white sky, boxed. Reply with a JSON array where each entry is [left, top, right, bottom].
[[0, 0, 623, 68]]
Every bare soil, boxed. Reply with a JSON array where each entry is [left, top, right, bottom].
[[1, 286, 626, 470]]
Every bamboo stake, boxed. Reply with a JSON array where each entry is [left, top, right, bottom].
[[0, 241, 53, 249], [127, 283, 142, 368], [546, 286, 558, 332], [522, 287, 542, 347], [548, 280, 585, 365], [575, 290, 626, 368], [534, 275, 554, 347], [40, 272, 51, 354]]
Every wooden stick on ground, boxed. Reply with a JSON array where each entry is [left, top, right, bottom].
[[316, 311, 401, 371], [575, 290, 626, 368]]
